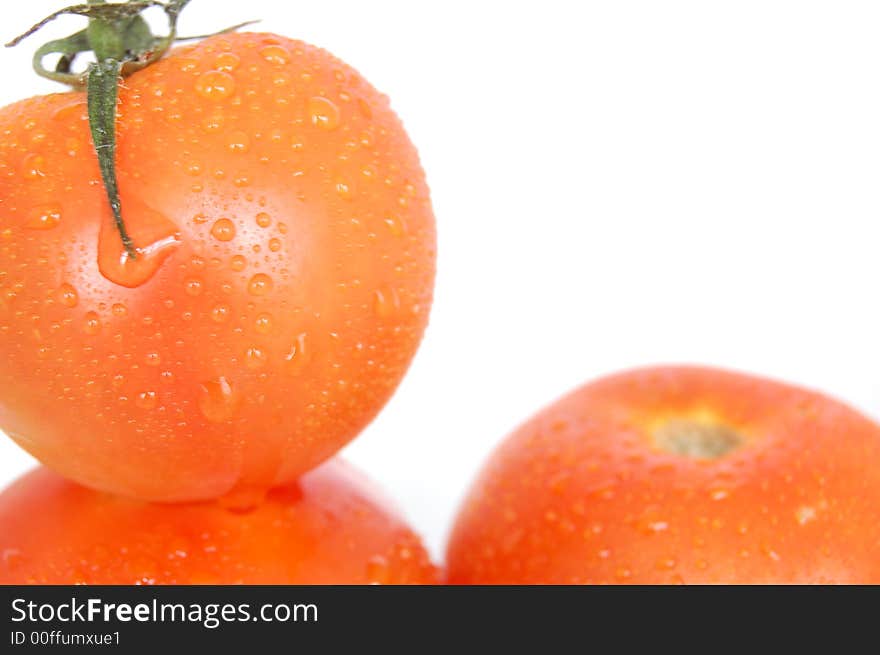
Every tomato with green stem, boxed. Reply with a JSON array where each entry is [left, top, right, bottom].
[[0, 2, 436, 501]]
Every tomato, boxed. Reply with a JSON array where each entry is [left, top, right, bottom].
[[0, 460, 437, 584], [0, 33, 436, 501], [446, 366, 880, 584]]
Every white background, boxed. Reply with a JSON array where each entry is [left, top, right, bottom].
[[1, 0, 879, 561]]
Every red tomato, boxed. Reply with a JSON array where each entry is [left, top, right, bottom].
[[0, 460, 437, 584], [447, 366, 880, 583], [0, 33, 435, 501]]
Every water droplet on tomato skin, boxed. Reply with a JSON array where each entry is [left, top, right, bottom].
[[365, 555, 391, 585], [97, 204, 181, 289], [211, 304, 231, 323], [284, 334, 310, 375], [260, 44, 291, 65], [24, 204, 62, 230], [373, 288, 400, 318], [248, 273, 273, 296], [308, 96, 341, 130], [83, 311, 101, 335], [195, 70, 236, 100], [357, 98, 373, 119], [230, 255, 248, 272], [335, 179, 352, 200], [254, 313, 273, 334], [245, 346, 267, 370], [383, 215, 406, 237], [227, 132, 250, 153], [21, 153, 46, 179], [185, 279, 204, 297], [198, 376, 238, 423], [56, 283, 78, 308], [210, 218, 236, 242], [214, 52, 240, 72], [136, 391, 158, 410], [255, 212, 272, 228]]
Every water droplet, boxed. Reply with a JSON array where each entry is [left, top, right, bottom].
[[83, 311, 101, 335], [230, 255, 248, 272], [248, 273, 273, 296], [795, 506, 817, 526], [365, 555, 391, 585], [210, 218, 236, 242], [57, 283, 78, 308], [384, 215, 407, 237], [227, 131, 250, 153], [98, 199, 181, 289], [203, 113, 224, 133], [185, 279, 204, 297], [255, 212, 272, 228], [24, 203, 62, 230], [308, 96, 341, 130], [268, 238, 282, 252], [214, 52, 240, 72], [762, 545, 782, 562], [254, 313, 273, 334], [373, 287, 400, 318], [245, 346, 267, 370], [655, 557, 677, 571], [145, 352, 161, 367], [62, 136, 81, 157], [284, 333, 309, 375], [709, 488, 730, 501], [21, 153, 46, 178], [198, 376, 238, 423], [136, 390, 158, 410], [260, 44, 290, 65], [112, 303, 128, 317], [195, 70, 236, 100], [211, 304, 230, 323], [335, 179, 352, 200]]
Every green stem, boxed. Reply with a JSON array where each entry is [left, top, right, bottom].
[[4, 1, 251, 263], [87, 58, 136, 259]]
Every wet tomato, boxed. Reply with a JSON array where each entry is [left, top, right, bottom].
[[0, 460, 437, 584], [0, 33, 435, 501], [447, 367, 880, 583]]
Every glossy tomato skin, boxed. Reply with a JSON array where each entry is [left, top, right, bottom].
[[0, 33, 435, 501], [0, 460, 437, 584], [447, 367, 880, 584]]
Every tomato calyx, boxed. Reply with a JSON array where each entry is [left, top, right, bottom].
[[5, 0, 255, 263], [652, 417, 745, 459]]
